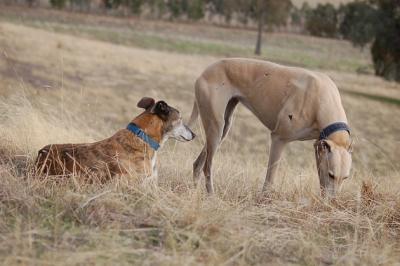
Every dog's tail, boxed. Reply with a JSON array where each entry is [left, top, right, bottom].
[[187, 100, 199, 128]]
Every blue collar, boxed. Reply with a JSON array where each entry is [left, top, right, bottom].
[[319, 122, 350, 140], [126, 123, 160, 151]]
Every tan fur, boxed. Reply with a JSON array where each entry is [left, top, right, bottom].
[[189, 58, 352, 196]]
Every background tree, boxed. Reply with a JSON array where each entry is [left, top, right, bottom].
[[68, 0, 91, 11], [187, 0, 205, 20], [305, 3, 338, 37], [370, 0, 400, 81], [243, 0, 292, 55], [339, 0, 400, 82], [147, 0, 167, 18], [26, 0, 37, 7], [49, 0, 66, 8], [203, 0, 291, 54], [98, 0, 143, 14], [161, 0, 205, 20], [338, 1, 377, 49], [290, 6, 302, 27], [205, 0, 237, 23]]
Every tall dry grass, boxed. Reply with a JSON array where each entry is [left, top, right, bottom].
[[1, 87, 400, 265], [1, 18, 400, 265]]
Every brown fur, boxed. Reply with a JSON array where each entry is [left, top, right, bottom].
[[35, 112, 162, 181], [35, 98, 195, 182]]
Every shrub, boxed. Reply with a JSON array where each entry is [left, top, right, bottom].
[[340, 0, 400, 82], [339, 2, 377, 49], [49, 0, 66, 8], [305, 3, 338, 38], [370, 0, 400, 81]]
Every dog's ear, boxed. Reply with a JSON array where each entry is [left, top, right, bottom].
[[314, 139, 333, 153], [152, 101, 170, 119], [137, 97, 155, 110]]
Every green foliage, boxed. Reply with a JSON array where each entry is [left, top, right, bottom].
[[165, 0, 205, 20], [339, 0, 400, 81], [338, 2, 377, 48], [102, 0, 115, 9], [205, 0, 236, 22], [305, 3, 338, 38], [167, 0, 182, 18], [290, 6, 302, 26], [49, 0, 66, 8], [128, 0, 144, 14], [101, 0, 143, 13], [69, 0, 91, 10], [263, 0, 292, 26], [147, 0, 167, 18], [187, 0, 204, 20], [370, 0, 400, 81], [124, 0, 143, 13]]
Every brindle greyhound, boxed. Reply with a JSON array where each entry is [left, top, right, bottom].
[[36, 98, 195, 181], [188, 58, 352, 197]]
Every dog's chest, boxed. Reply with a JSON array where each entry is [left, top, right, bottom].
[[117, 149, 156, 178], [150, 153, 157, 172]]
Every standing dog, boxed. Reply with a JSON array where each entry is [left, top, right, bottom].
[[36, 97, 195, 181], [189, 58, 352, 197]]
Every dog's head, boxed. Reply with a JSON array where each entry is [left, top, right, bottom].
[[314, 139, 352, 198], [137, 97, 195, 142]]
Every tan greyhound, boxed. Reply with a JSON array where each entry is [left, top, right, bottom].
[[188, 58, 352, 197]]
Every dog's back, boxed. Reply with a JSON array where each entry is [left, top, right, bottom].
[[36, 143, 89, 176], [35, 140, 127, 181]]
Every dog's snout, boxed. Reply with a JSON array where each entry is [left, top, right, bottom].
[[184, 125, 196, 140]]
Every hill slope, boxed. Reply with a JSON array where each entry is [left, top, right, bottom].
[[1, 18, 400, 265]]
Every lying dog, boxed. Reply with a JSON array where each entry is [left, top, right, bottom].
[[35, 97, 195, 181]]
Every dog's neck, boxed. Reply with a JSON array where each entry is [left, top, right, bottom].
[[326, 131, 351, 149], [131, 113, 164, 143], [317, 99, 350, 149]]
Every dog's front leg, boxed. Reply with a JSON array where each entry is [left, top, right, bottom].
[[262, 134, 287, 192]]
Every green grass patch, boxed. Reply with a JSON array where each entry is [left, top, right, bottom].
[[342, 89, 400, 106], [1, 15, 249, 57], [0, 11, 372, 72]]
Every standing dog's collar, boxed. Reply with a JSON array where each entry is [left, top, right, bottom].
[[319, 122, 350, 140], [126, 123, 160, 151]]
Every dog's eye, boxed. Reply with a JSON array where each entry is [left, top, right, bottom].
[[343, 176, 349, 180], [328, 172, 334, 179]]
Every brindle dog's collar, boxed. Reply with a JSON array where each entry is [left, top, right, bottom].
[[319, 122, 350, 140], [127, 123, 160, 151]]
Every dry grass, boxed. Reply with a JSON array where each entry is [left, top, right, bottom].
[[1, 9, 400, 265], [0, 6, 372, 73]]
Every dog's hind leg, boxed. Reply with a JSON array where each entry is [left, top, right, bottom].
[[221, 97, 239, 142], [193, 98, 237, 188], [194, 79, 232, 194], [202, 121, 224, 194], [193, 147, 206, 186], [194, 97, 238, 187]]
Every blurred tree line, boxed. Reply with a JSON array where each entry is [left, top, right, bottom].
[[9, 0, 400, 82], [300, 0, 400, 82]]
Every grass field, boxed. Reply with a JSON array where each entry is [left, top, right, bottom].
[[1, 6, 400, 265]]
